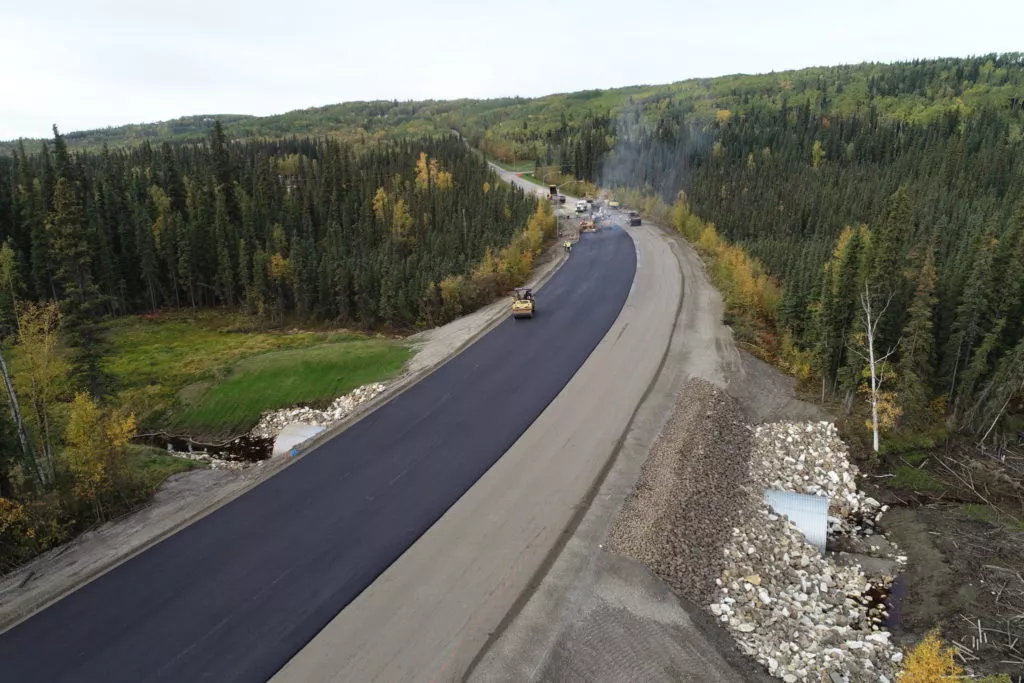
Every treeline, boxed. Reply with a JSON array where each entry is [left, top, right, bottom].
[[0, 126, 537, 334], [620, 99, 1024, 437], [493, 55, 1024, 438]]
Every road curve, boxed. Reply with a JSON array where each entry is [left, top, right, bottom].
[[0, 227, 636, 682], [272, 222, 682, 681]]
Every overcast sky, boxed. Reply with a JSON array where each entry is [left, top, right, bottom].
[[2, 0, 1021, 141]]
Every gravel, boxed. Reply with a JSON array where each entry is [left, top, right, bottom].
[[607, 380, 906, 682], [607, 378, 753, 604], [249, 382, 388, 439]]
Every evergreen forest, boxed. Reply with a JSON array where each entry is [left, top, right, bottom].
[[2, 53, 1024, 567]]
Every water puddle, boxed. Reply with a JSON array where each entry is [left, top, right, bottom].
[[133, 433, 273, 462]]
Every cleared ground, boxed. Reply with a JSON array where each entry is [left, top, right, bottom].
[[469, 221, 823, 683]]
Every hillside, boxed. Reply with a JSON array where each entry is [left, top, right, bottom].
[[7, 54, 1023, 157]]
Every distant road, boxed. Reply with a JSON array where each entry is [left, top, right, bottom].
[[0, 223, 636, 681]]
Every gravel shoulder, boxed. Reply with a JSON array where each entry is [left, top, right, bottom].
[[0, 231, 569, 636], [469, 223, 843, 682]]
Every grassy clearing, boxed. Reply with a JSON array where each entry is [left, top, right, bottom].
[[101, 310, 410, 435], [890, 465, 948, 492], [880, 424, 948, 455], [170, 340, 410, 435], [487, 157, 537, 173], [959, 504, 1024, 532], [126, 444, 202, 490]]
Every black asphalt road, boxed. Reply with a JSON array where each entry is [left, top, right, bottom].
[[0, 227, 636, 683]]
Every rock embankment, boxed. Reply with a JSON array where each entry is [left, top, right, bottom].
[[607, 378, 753, 603], [607, 380, 905, 682], [164, 383, 389, 468], [716, 420, 904, 682], [250, 382, 388, 439]]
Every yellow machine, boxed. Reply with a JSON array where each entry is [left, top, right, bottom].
[[511, 287, 535, 319]]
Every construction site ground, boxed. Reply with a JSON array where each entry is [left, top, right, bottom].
[[469, 221, 828, 683]]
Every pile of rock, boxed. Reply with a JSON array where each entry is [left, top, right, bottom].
[[169, 449, 252, 471], [249, 382, 388, 439], [607, 379, 755, 604], [710, 421, 905, 682]]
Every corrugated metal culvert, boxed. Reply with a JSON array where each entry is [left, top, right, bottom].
[[763, 489, 829, 553]]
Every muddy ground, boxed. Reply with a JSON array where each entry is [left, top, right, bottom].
[[870, 473, 1024, 677], [810, 389, 1024, 677]]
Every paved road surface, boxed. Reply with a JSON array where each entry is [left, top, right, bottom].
[[272, 222, 680, 681], [0, 229, 636, 682]]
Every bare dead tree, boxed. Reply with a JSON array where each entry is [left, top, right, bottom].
[[848, 283, 901, 452]]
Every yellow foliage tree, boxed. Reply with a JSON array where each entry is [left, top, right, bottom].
[[64, 392, 137, 522], [415, 152, 431, 190], [0, 497, 26, 537], [269, 253, 292, 283], [439, 275, 465, 321], [16, 300, 67, 485], [372, 187, 389, 222], [811, 140, 826, 168], [391, 198, 414, 242], [715, 109, 732, 124], [897, 628, 964, 682], [415, 153, 454, 191], [64, 392, 107, 508]]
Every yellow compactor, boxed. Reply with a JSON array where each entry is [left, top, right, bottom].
[[511, 287, 536, 319]]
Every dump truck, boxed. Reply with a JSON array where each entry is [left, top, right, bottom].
[[627, 211, 642, 226], [511, 287, 535, 319]]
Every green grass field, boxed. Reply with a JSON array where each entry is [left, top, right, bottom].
[[102, 311, 411, 437], [170, 341, 410, 435], [127, 444, 202, 489]]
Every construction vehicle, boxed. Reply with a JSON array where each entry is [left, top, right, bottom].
[[549, 184, 558, 198], [511, 287, 535, 319], [627, 211, 642, 226], [608, 200, 620, 210]]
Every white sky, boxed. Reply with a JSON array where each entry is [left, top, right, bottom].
[[1, 0, 1022, 140]]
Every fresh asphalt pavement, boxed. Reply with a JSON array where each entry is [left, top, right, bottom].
[[0, 227, 636, 682]]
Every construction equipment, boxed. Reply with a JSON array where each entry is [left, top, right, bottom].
[[627, 211, 642, 226], [511, 287, 535, 319], [608, 200, 620, 210], [549, 184, 558, 198]]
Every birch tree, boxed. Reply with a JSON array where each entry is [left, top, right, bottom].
[[851, 283, 901, 452]]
